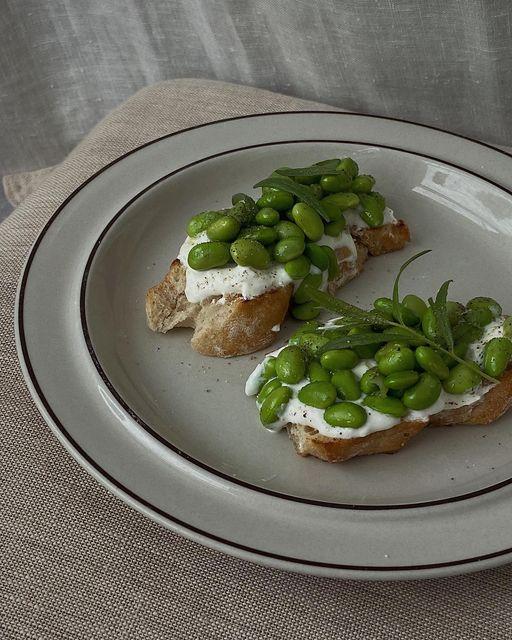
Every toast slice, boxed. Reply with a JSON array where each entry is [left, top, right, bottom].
[[288, 369, 512, 463], [146, 221, 409, 357]]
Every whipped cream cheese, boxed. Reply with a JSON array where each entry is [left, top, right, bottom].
[[343, 206, 397, 230], [178, 231, 357, 304], [245, 317, 506, 440]]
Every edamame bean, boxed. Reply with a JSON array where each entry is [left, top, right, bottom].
[[384, 370, 419, 390], [325, 217, 346, 237], [363, 394, 408, 418], [257, 378, 282, 404], [262, 357, 277, 381], [331, 370, 361, 400], [292, 203, 325, 241], [257, 188, 294, 211], [259, 386, 292, 425], [322, 192, 360, 211], [373, 297, 419, 326], [443, 363, 481, 394], [402, 294, 428, 320], [337, 158, 359, 179], [320, 172, 351, 193], [415, 346, 450, 380], [421, 308, 441, 342], [275, 346, 307, 384], [188, 242, 231, 270], [403, 372, 442, 410], [255, 207, 280, 227], [439, 341, 469, 368], [351, 174, 375, 193], [452, 321, 483, 343], [483, 337, 512, 378], [319, 198, 343, 222], [321, 245, 340, 282], [187, 210, 225, 237], [308, 360, 332, 383], [360, 367, 386, 394], [275, 220, 305, 240], [359, 193, 385, 228], [239, 225, 278, 245], [467, 296, 502, 319], [324, 402, 367, 428], [232, 192, 257, 211], [446, 301, 464, 326], [294, 272, 323, 304], [465, 307, 494, 328], [291, 302, 320, 320], [320, 349, 359, 371], [377, 344, 416, 375], [294, 332, 330, 357], [230, 239, 270, 270], [298, 381, 337, 409], [229, 197, 258, 225], [304, 243, 329, 270], [274, 236, 305, 263], [284, 255, 311, 279], [206, 215, 241, 242]]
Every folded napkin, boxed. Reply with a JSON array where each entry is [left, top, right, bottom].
[[1, 79, 511, 640]]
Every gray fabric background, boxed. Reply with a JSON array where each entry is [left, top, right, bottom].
[[2, 0, 512, 179]]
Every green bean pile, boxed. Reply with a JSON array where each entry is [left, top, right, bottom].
[[185, 157, 386, 320], [254, 286, 512, 429]]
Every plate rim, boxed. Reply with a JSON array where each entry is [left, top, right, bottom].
[[81, 136, 512, 511], [15, 110, 512, 579]]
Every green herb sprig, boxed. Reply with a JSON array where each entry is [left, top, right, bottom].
[[274, 160, 344, 178], [253, 175, 330, 221], [306, 250, 499, 384]]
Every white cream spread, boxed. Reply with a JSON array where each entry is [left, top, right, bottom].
[[178, 231, 357, 304], [343, 206, 397, 230], [245, 317, 506, 440]]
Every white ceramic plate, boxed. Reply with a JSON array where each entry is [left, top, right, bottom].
[[16, 112, 512, 580]]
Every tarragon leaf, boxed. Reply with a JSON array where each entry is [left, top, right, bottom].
[[321, 332, 408, 351], [275, 161, 343, 178], [392, 250, 432, 324], [253, 175, 330, 221], [430, 280, 454, 351], [305, 287, 388, 325]]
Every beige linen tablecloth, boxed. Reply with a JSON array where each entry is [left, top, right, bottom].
[[2, 79, 512, 640]]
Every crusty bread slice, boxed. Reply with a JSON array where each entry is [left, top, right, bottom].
[[288, 419, 427, 463], [146, 221, 409, 357], [429, 369, 512, 427], [288, 369, 512, 463], [352, 220, 410, 256]]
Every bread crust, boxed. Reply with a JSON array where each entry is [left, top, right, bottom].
[[146, 260, 293, 357], [430, 369, 512, 427], [287, 369, 512, 462], [352, 220, 410, 256], [146, 221, 410, 357], [288, 420, 427, 463]]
